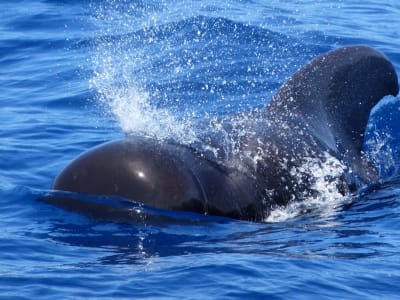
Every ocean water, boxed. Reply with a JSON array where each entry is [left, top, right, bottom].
[[1, 0, 400, 299]]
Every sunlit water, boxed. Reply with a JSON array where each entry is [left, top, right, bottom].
[[0, 0, 399, 298]]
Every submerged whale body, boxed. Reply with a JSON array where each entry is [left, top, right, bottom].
[[51, 46, 399, 221]]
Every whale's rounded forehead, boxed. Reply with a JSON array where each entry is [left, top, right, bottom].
[[53, 136, 206, 210]]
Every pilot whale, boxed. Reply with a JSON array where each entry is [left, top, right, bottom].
[[50, 46, 398, 221]]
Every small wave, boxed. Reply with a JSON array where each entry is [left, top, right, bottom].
[[365, 95, 400, 180], [41, 190, 230, 226]]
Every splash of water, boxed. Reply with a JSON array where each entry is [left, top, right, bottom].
[[90, 69, 198, 143], [89, 1, 199, 144], [265, 153, 350, 222], [87, 1, 301, 145]]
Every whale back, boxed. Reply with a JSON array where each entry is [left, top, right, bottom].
[[246, 46, 399, 213], [262, 46, 398, 180]]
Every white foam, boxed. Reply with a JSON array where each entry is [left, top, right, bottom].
[[265, 153, 350, 222]]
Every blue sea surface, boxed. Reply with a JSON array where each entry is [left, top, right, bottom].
[[1, 0, 400, 299]]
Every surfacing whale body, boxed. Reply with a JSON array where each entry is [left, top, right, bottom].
[[51, 46, 398, 221]]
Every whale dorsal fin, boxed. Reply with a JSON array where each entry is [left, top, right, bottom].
[[265, 46, 398, 161]]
